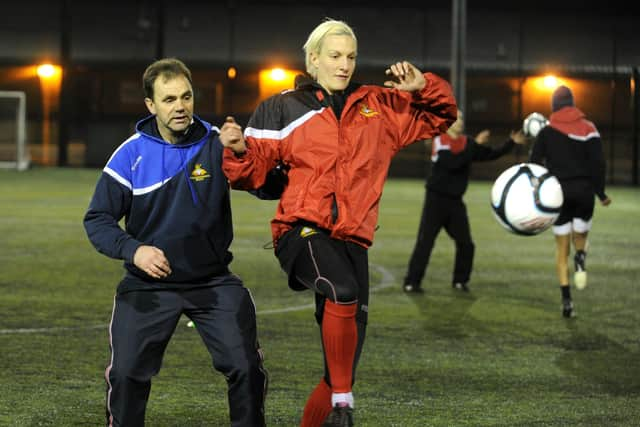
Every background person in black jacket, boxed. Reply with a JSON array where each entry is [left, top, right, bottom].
[[83, 58, 267, 426], [529, 85, 611, 318], [403, 110, 526, 294]]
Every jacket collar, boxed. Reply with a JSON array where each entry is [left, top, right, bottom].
[[294, 74, 362, 97], [136, 114, 210, 146], [550, 106, 585, 124]]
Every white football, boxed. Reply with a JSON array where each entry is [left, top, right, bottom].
[[523, 112, 549, 138], [491, 163, 563, 236]]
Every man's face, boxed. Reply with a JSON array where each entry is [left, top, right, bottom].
[[144, 74, 194, 143], [311, 34, 356, 94]]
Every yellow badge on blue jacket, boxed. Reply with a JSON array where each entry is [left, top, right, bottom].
[[190, 164, 211, 182]]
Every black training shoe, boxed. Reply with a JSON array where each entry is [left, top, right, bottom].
[[321, 403, 354, 427], [403, 283, 423, 294], [574, 251, 587, 290], [562, 298, 576, 318], [452, 282, 469, 292]]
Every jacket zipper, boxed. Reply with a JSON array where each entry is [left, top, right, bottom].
[[331, 108, 340, 225]]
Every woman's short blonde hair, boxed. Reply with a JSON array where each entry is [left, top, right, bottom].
[[303, 18, 357, 78]]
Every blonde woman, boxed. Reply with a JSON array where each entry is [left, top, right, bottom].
[[222, 19, 457, 426]]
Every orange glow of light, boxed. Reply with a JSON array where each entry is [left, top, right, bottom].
[[521, 75, 581, 116], [37, 63, 61, 79], [2, 65, 38, 80], [543, 75, 558, 89], [227, 66, 237, 79], [259, 68, 301, 100], [37, 64, 63, 165], [270, 68, 286, 81], [529, 74, 565, 92]]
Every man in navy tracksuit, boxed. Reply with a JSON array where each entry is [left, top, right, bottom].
[[403, 110, 526, 294], [83, 58, 267, 426]]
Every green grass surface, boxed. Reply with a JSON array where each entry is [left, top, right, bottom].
[[1, 167, 638, 426]]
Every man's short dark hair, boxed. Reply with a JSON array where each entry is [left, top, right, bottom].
[[142, 58, 193, 100]]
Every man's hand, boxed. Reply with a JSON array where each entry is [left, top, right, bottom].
[[510, 129, 528, 145], [600, 196, 612, 206], [383, 61, 426, 92], [475, 129, 490, 145], [219, 116, 246, 154], [133, 245, 172, 279]]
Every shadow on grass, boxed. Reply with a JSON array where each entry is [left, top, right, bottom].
[[555, 322, 640, 397], [405, 289, 479, 339]]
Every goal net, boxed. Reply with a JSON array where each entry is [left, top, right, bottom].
[[0, 91, 29, 171]]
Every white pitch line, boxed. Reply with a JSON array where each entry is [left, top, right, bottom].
[[0, 324, 108, 335], [369, 263, 396, 292], [0, 263, 396, 335]]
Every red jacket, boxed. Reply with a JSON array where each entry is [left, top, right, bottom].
[[223, 73, 457, 247]]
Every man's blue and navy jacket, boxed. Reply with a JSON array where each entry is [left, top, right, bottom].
[[83, 115, 234, 290]]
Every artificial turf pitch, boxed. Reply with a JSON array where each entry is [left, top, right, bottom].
[[1, 167, 638, 426]]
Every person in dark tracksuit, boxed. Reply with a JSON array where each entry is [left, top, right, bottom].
[[403, 110, 527, 294], [529, 85, 611, 318], [219, 19, 457, 427], [83, 58, 267, 427]]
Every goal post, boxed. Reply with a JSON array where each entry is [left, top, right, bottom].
[[0, 91, 29, 171]]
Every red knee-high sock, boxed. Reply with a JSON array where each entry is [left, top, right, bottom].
[[300, 378, 332, 427], [321, 300, 358, 393]]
